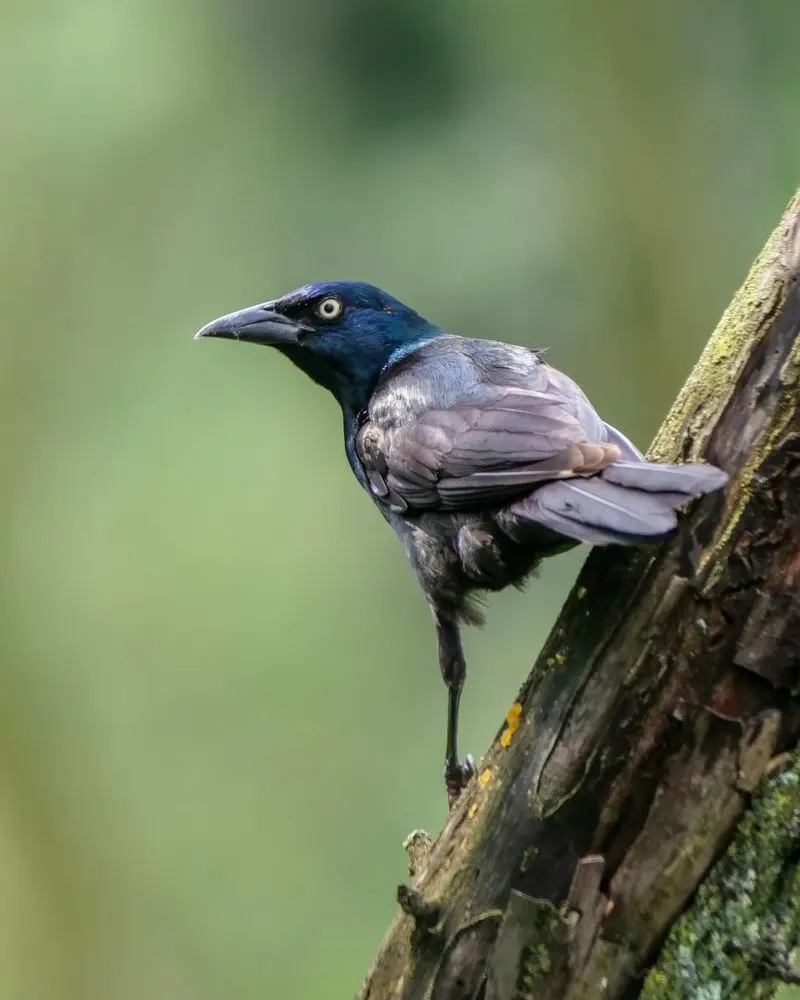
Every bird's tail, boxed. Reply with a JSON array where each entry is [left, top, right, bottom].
[[508, 460, 728, 547]]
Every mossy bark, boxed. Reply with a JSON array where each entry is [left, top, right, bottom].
[[641, 752, 800, 1000], [358, 190, 800, 1000]]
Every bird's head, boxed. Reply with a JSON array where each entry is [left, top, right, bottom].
[[195, 280, 442, 413]]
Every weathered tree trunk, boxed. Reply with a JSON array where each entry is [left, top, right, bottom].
[[357, 190, 800, 1000]]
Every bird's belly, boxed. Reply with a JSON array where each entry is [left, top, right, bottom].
[[401, 512, 548, 613]]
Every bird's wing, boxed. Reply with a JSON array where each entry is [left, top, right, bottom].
[[357, 383, 621, 513]]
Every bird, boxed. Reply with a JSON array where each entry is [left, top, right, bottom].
[[195, 280, 728, 806]]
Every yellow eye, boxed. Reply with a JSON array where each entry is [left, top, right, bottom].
[[316, 296, 343, 321]]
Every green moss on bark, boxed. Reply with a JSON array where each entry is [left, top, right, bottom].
[[641, 756, 800, 1000]]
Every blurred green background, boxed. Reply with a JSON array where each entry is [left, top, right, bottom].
[[2, 1, 799, 997]]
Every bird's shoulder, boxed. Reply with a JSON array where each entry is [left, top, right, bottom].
[[367, 335, 549, 427], [354, 334, 617, 513]]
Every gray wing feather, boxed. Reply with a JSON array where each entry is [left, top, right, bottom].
[[601, 460, 728, 494], [360, 385, 621, 512], [511, 461, 728, 545], [519, 478, 683, 543], [357, 340, 728, 527], [602, 423, 645, 461]]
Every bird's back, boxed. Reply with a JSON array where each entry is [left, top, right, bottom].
[[353, 332, 726, 619], [372, 334, 627, 441]]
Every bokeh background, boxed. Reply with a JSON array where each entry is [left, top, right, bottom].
[[2, 1, 799, 997]]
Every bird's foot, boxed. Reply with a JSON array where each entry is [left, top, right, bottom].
[[445, 753, 475, 809]]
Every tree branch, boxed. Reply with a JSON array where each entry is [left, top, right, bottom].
[[357, 188, 800, 1000]]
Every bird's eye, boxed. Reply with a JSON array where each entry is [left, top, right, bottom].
[[315, 297, 343, 322]]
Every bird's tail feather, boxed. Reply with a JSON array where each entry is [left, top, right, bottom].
[[509, 461, 728, 546]]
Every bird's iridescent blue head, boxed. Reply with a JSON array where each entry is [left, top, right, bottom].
[[195, 281, 442, 413]]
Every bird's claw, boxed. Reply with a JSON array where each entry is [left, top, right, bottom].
[[445, 753, 475, 808]]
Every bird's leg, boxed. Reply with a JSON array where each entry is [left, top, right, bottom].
[[434, 612, 475, 807]]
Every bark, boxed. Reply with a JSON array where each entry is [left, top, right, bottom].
[[357, 189, 800, 1000]]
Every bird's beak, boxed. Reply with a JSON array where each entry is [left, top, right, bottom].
[[194, 304, 312, 346]]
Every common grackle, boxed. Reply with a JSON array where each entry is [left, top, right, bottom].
[[196, 281, 728, 806]]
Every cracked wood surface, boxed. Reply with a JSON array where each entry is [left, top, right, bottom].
[[357, 189, 800, 1000]]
